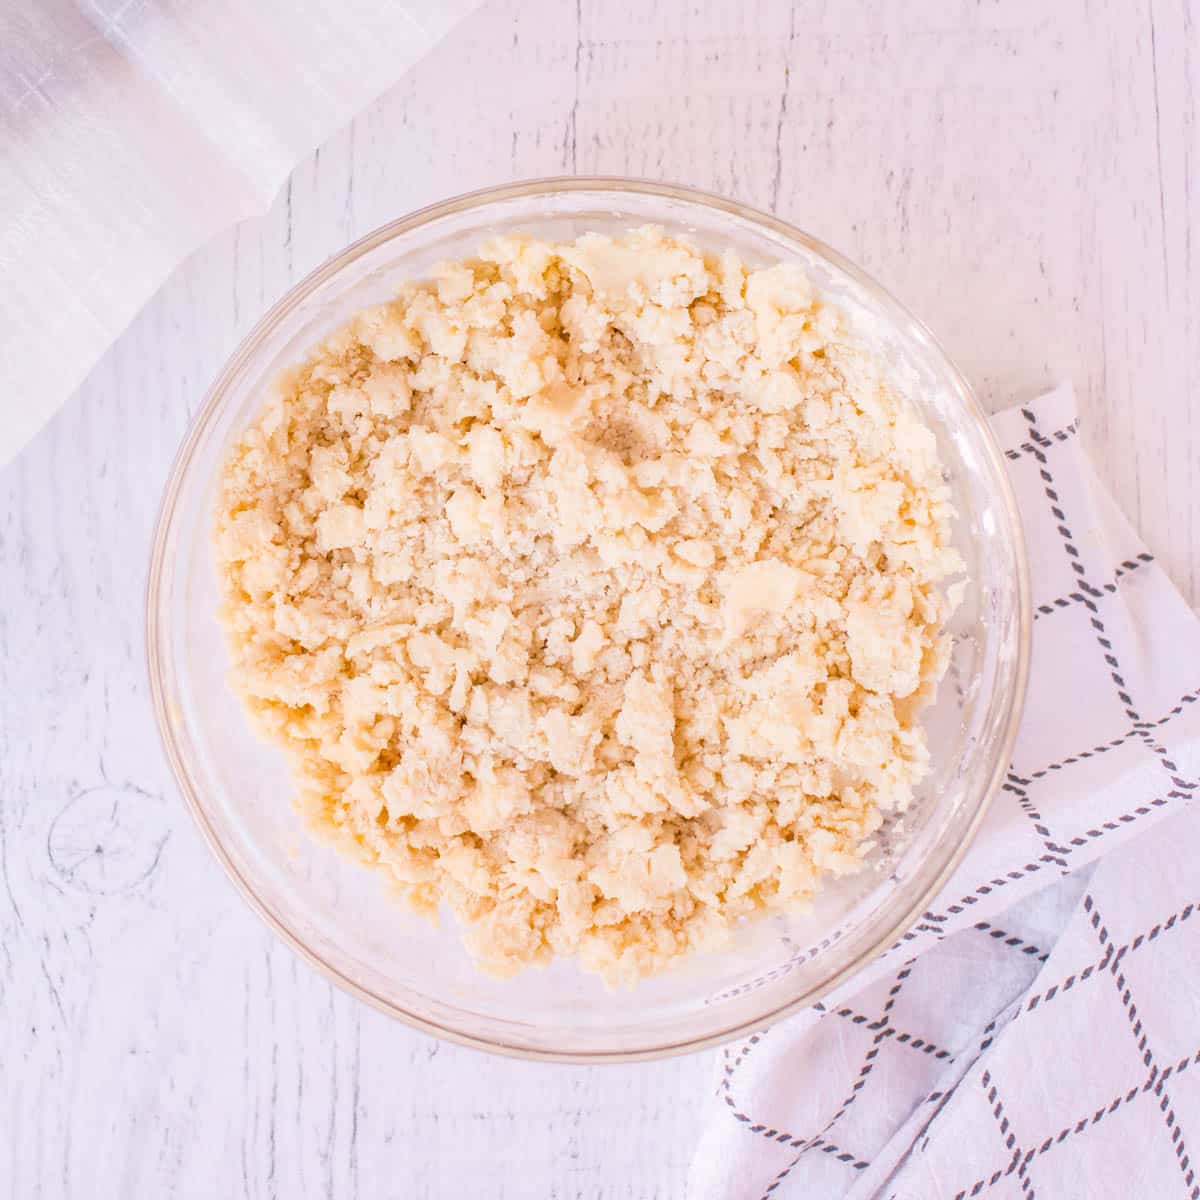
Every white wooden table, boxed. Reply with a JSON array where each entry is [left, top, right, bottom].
[[2, 2, 1196, 1196]]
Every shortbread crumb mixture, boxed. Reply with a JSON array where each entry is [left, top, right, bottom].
[[215, 227, 960, 982]]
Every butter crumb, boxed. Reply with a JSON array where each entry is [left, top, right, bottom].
[[214, 228, 959, 983]]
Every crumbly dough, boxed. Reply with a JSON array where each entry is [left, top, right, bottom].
[[214, 227, 960, 982]]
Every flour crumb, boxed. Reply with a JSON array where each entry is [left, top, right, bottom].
[[214, 227, 961, 983]]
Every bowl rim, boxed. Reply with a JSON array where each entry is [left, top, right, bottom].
[[146, 174, 1032, 1062]]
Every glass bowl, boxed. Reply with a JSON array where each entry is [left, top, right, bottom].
[[147, 178, 1030, 1061]]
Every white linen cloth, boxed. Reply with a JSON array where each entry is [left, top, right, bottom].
[[0, 0, 479, 467], [689, 383, 1200, 1199]]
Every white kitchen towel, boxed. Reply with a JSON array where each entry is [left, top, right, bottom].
[[689, 382, 1200, 1200], [0, 0, 480, 467]]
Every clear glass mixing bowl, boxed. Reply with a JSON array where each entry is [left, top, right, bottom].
[[147, 178, 1030, 1061]]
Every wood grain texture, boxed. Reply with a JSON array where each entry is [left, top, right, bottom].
[[1, 1, 1196, 1196]]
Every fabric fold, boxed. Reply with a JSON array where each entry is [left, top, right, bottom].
[[0, 0, 482, 467], [689, 384, 1200, 1200]]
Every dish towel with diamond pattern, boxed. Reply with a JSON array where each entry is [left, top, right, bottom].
[[688, 383, 1200, 1200]]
